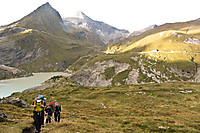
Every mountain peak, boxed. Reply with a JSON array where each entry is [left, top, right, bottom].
[[63, 11, 129, 44], [18, 2, 63, 34], [44, 2, 50, 6], [36, 2, 52, 10], [76, 11, 92, 21]]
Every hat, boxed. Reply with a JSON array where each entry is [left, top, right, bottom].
[[37, 95, 44, 100], [49, 102, 54, 105]]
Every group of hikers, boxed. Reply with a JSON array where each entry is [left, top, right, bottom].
[[31, 95, 62, 133]]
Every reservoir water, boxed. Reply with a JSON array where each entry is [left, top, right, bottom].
[[0, 72, 63, 98]]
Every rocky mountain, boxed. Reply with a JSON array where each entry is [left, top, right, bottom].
[[71, 19, 200, 87], [0, 65, 32, 80], [0, 3, 104, 72], [63, 11, 129, 44], [128, 24, 158, 37]]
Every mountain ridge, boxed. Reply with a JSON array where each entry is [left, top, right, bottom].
[[0, 2, 104, 72], [70, 18, 200, 86], [63, 11, 129, 44], [128, 24, 158, 37], [1, 2, 200, 85]]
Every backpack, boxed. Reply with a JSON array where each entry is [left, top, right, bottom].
[[34, 100, 44, 112], [46, 107, 53, 115], [49, 102, 54, 113]]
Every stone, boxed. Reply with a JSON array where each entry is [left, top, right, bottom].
[[71, 60, 130, 87], [125, 68, 139, 85], [0, 97, 29, 108], [184, 37, 200, 45]]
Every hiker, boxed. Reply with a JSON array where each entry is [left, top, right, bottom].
[[54, 102, 62, 122], [31, 96, 46, 133], [45, 105, 53, 123], [37, 95, 46, 127], [49, 102, 55, 114]]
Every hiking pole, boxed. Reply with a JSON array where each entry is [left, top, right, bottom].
[[50, 117, 55, 122], [44, 117, 47, 127]]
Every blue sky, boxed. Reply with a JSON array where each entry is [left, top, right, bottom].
[[1, 0, 200, 32]]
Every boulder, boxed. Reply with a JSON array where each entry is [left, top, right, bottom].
[[0, 97, 29, 108]]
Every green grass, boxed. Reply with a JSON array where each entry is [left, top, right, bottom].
[[112, 69, 131, 85], [79, 52, 196, 85], [3, 28, 103, 72], [103, 67, 115, 80], [1, 6, 104, 73], [1, 79, 200, 133]]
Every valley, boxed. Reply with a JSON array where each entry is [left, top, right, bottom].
[[1, 2, 200, 133]]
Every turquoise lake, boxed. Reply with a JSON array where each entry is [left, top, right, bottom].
[[0, 72, 63, 98]]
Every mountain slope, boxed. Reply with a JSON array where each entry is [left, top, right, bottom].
[[105, 18, 200, 63], [17, 2, 64, 35], [63, 11, 129, 44], [0, 65, 32, 80], [1, 80, 200, 132], [129, 24, 158, 37], [71, 19, 200, 86], [0, 3, 104, 72]]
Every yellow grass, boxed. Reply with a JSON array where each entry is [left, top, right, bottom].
[[105, 27, 200, 64], [20, 29, 33, 34]]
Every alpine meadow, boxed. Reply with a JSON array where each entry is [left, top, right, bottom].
[[1, 2, 200, 133]]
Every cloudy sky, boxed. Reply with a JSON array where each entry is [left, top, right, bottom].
[[1, 0, 200, 32]]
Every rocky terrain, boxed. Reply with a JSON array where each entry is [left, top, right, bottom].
[[71, 54, 200, 87], [70, 18, 200, 87], [63, 11, 129, 44], [0, 65, 32, 80], [71, 60, 130, 86], [0, 97, 29, 108]]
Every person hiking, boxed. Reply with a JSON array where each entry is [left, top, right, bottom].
[[45, 105, 53, 124], [54, 102, 62, 122], [31, 96, 46, 133], [49, 102, 54, 114], [37, 95, 46, 127]]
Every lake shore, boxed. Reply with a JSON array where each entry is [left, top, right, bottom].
[[0, 72, 65, 98]]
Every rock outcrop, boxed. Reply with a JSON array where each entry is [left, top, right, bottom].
[[71, 60, 130, 87], [125, 68, 139, 84], [193, 67, 200, 82], [184, 37, 200, 45], [71, 55, 199, 87], [0, 97, 29, 108], [0, 65, 32, 80]]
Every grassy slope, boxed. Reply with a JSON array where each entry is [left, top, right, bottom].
[[1, 79, 200, 132], [105, 20, 200, 64], [0, 3, 104, 73], [1, 25, 103, 72]]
